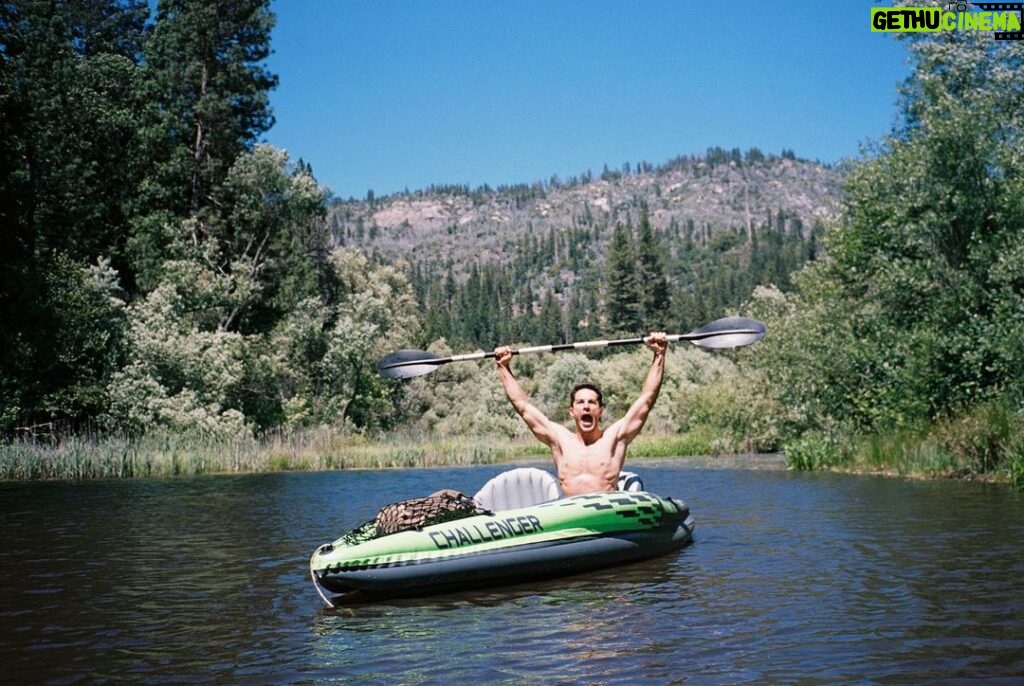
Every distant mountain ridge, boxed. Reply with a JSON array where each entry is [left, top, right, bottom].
[[325, 148, 846, 348], [327, 148, 845, 271]]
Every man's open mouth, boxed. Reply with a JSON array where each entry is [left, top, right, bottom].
[[579, 413, 595, 430]]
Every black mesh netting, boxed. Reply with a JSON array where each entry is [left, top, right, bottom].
[[338, 519, 379, 546], [373, 489, 489, 536]]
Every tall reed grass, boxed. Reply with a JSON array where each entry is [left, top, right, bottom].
[[0, 428, 549, 481], [0, 425, 740, 482]]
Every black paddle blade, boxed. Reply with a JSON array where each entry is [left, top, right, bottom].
[[685, 316, 766, 349], [375, 349, 448, 379]]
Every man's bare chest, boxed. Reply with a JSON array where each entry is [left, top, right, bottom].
[[556, 430, 622, 464]]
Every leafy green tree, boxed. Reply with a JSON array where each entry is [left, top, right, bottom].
[[251, 248, 420, 432], [0, 0, 145, 264], [255, 296, 330, 429], [318, 250, 420, 430], [199, 145, 330, 334], [104, 273, 250, 439], [749, 33, 1024, 438], [0, 0, 146, 433], [105, 146, 332, 434]]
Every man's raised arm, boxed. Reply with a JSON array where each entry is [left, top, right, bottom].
[[617, 332, 667, 444], [495, 346, 559, 447]]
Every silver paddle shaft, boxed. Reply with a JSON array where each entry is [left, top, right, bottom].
[[447, 328, 760, 363]]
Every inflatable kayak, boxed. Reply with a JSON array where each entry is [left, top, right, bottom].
[[310, 470, 695, 605]]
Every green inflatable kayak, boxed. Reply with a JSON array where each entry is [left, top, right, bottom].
[[310, 488, 695, 605]]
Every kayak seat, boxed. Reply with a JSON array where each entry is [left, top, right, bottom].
[[474, 468, 563, 512], [474, 468, 646, 511], [617, 471, 644, 492]]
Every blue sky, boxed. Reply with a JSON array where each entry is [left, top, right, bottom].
[[265, 2, 911, 200]]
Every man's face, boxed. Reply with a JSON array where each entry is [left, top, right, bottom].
[[569, 388, 603, 433]]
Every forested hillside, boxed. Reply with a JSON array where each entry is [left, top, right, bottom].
[[330, 150, 841, 349]]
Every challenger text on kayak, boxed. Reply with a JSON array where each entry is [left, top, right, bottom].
[[429, 515, 544, 549]]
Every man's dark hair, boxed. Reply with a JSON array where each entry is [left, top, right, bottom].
[[570, 383, 603, 407]]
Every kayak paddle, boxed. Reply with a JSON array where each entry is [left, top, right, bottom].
[[376, 316, 766, 380]]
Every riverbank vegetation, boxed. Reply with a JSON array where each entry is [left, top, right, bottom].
[[0, 429, 528, 481], [743, 32, 1024, 490], [0, 344, 770, 479], [2, 3, 1022, 489]]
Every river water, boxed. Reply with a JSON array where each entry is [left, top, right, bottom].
[[2, 459, 1022, 684]]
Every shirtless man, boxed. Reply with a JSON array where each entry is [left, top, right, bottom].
[[494, 333, 667, 496]]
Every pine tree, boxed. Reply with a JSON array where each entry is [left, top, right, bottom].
[[604, 222, 643, 335], [537, 290, 564, 344], [635, 207, 672, 330], [129, 0, 278, 288]]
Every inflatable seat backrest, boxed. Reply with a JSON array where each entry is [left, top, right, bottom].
[[617, 471, 644, 492], [474, 467, 563, 512]]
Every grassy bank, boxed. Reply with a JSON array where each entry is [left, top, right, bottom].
[[0, 430, 542, 481], [783, 401, 1024, 491], [3, 421, 1021, 489], [0, 428, 746, 482]]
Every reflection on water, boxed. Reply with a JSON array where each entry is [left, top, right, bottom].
[[2, 463, 1023, 683]]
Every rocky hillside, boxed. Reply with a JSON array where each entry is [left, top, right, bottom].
[[327, 148, 845, 272]]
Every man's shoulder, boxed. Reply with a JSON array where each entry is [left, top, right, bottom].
[[551, 422, 579, 441], [600, 418, 634, 445]]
